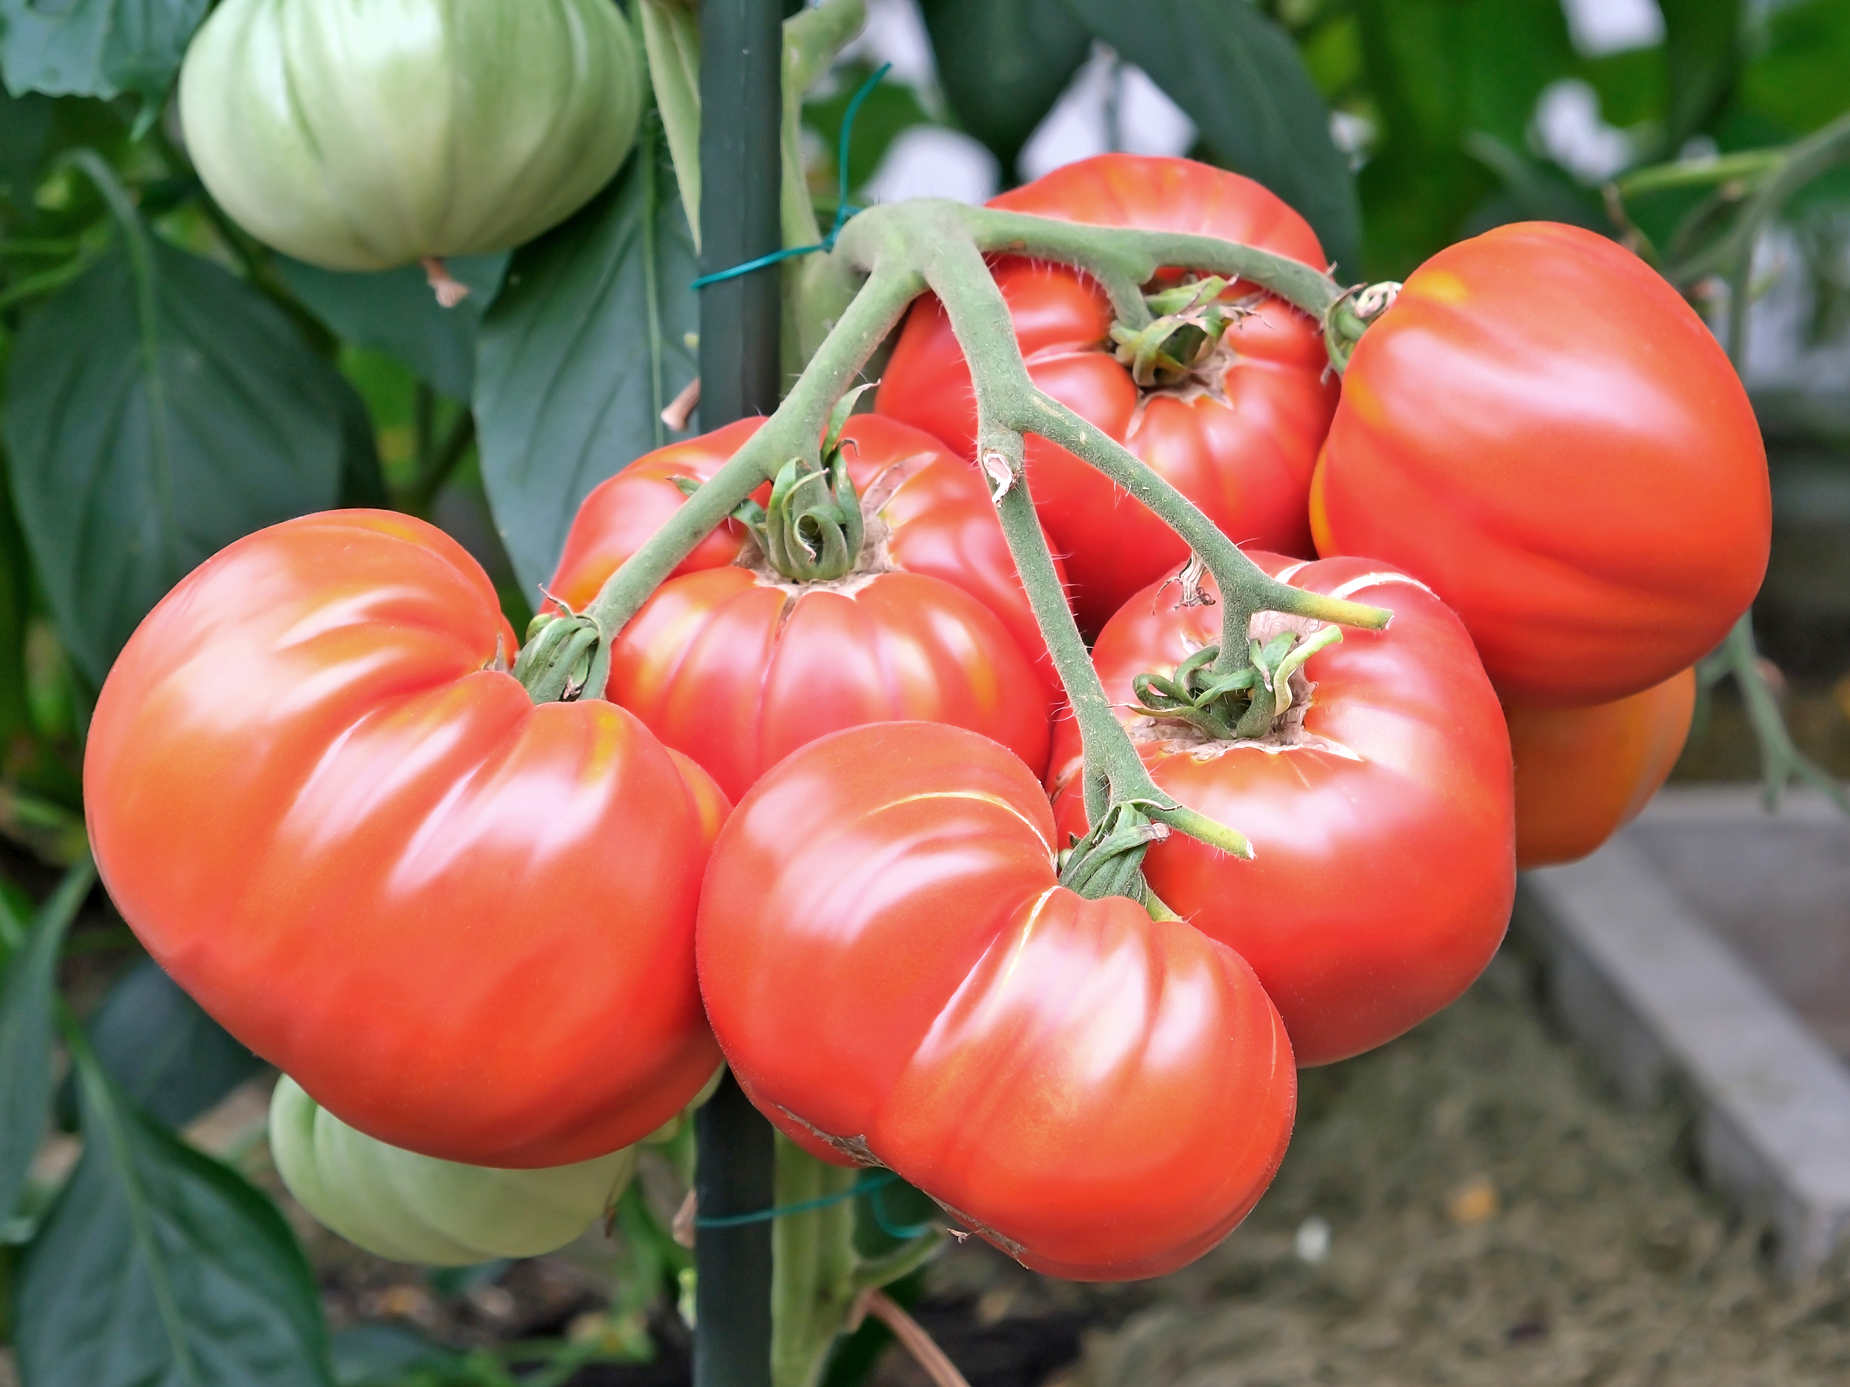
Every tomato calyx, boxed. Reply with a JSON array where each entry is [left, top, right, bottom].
[[514, 604, 605, 703], [732, 451, 867, 583], [1108, 276, 1253, 389], [731, 390, 877, 584], [1323, 280, 1403, 372], [1056, 800, 1173, 904], [1131, 621, 1343, 743]]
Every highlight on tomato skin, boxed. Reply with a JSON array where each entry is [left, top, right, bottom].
[[696, 720, 1298, 1282], [1048, 552, 1517, 1067], [549, 415, 1066, 800], [1311, 220, 1770, 709], [877, 152, 1339, 634], [1507, 667, 1697, 870], [82, 510, 724, 1168]]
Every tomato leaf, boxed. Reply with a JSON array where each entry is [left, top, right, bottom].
[[0, 467, 31, 746], [1062, 0, 1362, 276], [277, 254, 508, 402], [1663, 0, 1742, 151], [3, 232, 349, 686], [84, 960, 263, 1131], [0, 0, 209, 105], [919, 0, 1094, 181], [475, 128, 698, 599], [17, 1052, 334, 1387], [640, 0, 703, 253], [0, 856, 93, 1229]]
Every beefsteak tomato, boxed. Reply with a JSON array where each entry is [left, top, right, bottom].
[[1311, 221, 1770, 707], [84, 511, 725, 1167], [1507, 667, 1695, 869], [876, 153, 1339, 632], [1048, 554, 1516, 1065], [697, 721, 1296, 1282], [550, 415, 1060, 800], [270, 1076, 637, 1265], [180, 0, 643, 270]]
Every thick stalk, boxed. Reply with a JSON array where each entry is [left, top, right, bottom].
[[912, 224, 1387, 686], [770, 1141, 860, 1387], [577, 261, 918, 695], [693, 1, 783, 1382]]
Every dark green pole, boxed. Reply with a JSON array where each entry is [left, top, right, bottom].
[[694, 0, 782, 1384]]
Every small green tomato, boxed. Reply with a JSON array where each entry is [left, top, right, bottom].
[[269, 1075, 635, 1266], [178, 0, 643, 271]]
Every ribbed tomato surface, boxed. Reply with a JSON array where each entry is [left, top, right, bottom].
[[85, 512, 724, 1166], [1312, 221, 1769, 706], [1049, 554, 1515, 1065], [551, 415, 1060, 799], [877, 154, 1339, 631], [698, 721, 1296, 1281]]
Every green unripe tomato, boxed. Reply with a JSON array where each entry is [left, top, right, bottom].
[[178, 0, 643, 271], [269, 1076, 635, 1265]]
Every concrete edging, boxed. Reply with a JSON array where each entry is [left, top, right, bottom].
[[1517, 798, 1850, 1274]]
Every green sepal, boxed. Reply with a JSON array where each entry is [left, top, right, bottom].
[[753, 451, 865, 584]]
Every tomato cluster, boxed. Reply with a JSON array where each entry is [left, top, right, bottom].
[[84, 155, 1767, 1278]]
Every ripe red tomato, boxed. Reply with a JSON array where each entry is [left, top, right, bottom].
[[1048, 554, 1515, 1066], [1311, 221, 1770, 707], [85, 512, 724, 1167], [1508, 667, 1695, 869], [550, 415, 1060, 800], [698, 721, 1296, 1281], [876, 153, 1339, 632]]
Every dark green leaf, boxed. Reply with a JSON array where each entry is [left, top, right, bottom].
[[1063, 0, 1362, 276], [330, 1324, 451, 1387], [0, 0, 209, 104], [919, 0, 1093, 180], [475, 133, 697, 598], [1662, 0, 1742, 150], [0, 461, 30, 744], [0, 855, 93, 1229], [277, 254, 508, 402], [1735, 0, 1850, 137], [1353, 0, 1576, 275], [4, 233, 347, 686], [18, 1056, 333, 1387], [85, 959, 262, 1130], [640, 0, 702, 251], [0, 83, 52, 204]]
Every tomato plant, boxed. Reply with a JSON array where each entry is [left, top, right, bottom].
[[1507, 668, 1697, 870], [268, 1075, 638, 1266], [83, 511, 725, 1167], [877, 153, 1338, 632], [2, 0, 1841, 1377], [1310, 222, 1771, 708], [696, 721, 1296, 1282], [549, 413, 1062, 797], [1048, 553, 1516, 1066]]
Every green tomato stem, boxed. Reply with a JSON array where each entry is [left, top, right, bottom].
[[913, 229, 1250, 863], [573, 258, 921, 698], [901, 210, 1387, 683]]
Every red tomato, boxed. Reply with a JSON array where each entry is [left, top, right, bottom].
[[697, 721, 1296, 1281], [84, 512, 724, 1167], [876, 153, 1339, 632], [550, 415, 1059, 800], [1508, 667, 1695, 869], [1048, 554, 1515, 1066], [1311, 222, 1770, 707]]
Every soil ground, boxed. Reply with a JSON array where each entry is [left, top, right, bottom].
[[290, 934, 1850, 1387]]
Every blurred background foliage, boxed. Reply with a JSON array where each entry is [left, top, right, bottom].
[[2, 2, 1850, 1386]]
